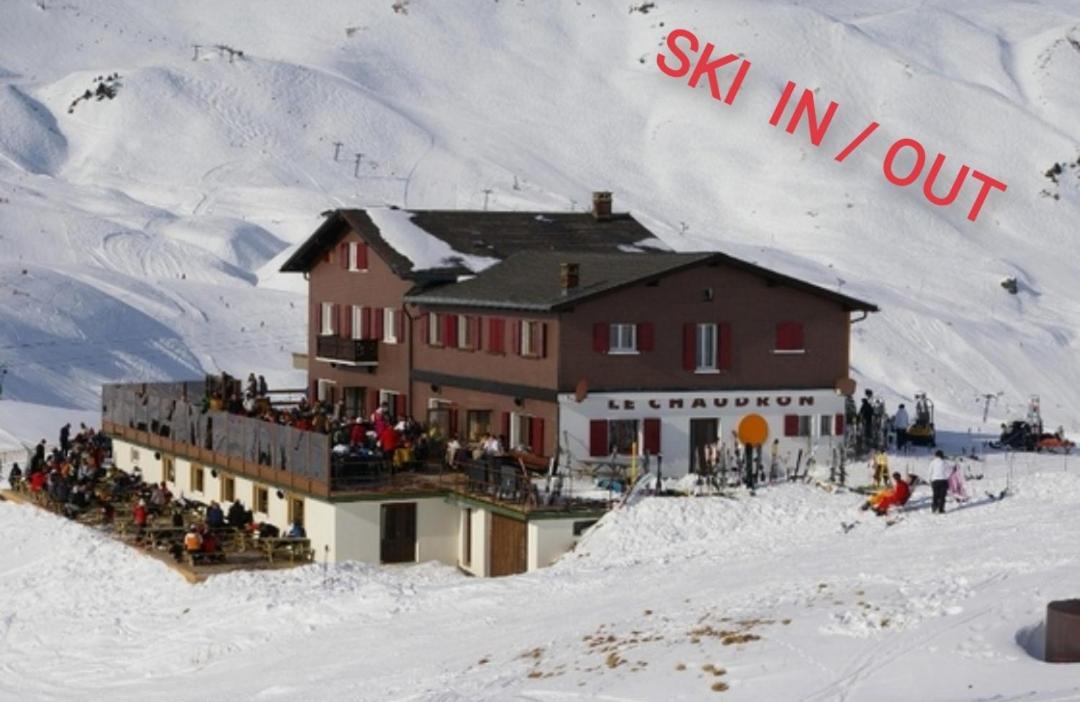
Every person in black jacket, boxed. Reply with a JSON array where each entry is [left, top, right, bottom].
[[7, 463, 22, 490], [227, 499, 250, 528]]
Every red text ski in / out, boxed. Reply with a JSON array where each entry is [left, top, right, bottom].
[[656, 29, 1007, 222]]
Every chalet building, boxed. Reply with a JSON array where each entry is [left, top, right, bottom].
[[99, 194, 876, 578], [281, 193, 877, 473]]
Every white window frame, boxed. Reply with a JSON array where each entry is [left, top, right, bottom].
[[428, 313, 443, 346], [609, 323, 637, 354], [457, 315, 472, 349], [347, 242, 367, 272], [510, 412, 533, 450], [317, 378, 336, 403], [378, 389, 399, 411], [819, 414, 832, 437], [520, 320, 541, 357], [696, 323, 718, 373], [320, 302, 334, 336], [383, 308, 398, 344], [354, 306, 365, 340]]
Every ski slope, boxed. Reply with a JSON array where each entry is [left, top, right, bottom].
[[1, 449, 1077, 701], [0, 0, 1078, 432]]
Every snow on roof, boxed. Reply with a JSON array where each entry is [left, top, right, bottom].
[[365, 208, 500, 274]]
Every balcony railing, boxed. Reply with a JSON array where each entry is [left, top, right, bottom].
[[315, 336, 378, 365]]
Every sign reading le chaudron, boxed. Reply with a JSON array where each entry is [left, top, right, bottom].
[[605, 394, 816, 411]]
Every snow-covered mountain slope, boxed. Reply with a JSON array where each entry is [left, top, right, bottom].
[[1, 0, 1079, 433], [1, 452, 1078, 701]]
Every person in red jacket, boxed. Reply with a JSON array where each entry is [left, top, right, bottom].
[[378, 424, 399, 455], [349, 418, 366, 447], [133, 499, 149, 540], [862, 472, 911, 516]]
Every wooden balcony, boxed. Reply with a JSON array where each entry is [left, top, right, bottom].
[[315, 336, 378, 366]]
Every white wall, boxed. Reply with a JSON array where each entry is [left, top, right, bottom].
[[416, 498, 458, 565], [558, 389, 845, 475], [113, 439, 163, 484], [333, 500, 382, 563], [458, 505, 490, 577], [528, 518, 582, 571]]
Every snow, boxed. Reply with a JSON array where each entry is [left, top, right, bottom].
[[1, 0, 1079, 698], [365, 207, 500, 273], [2, 448, 1080, 700]]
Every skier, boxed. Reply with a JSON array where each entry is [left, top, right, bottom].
[[860, 471, 911, 516], [858, 394, 874, 455], [947, 460, 969, 503], [893, 403, 910, 451], [59, 423, 71, 456], [872, 450, 889, 487], [928, 450, 949, 514], [7, 462, 22, 491]]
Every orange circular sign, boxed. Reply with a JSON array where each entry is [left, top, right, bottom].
[[737, 413, 769, 446]]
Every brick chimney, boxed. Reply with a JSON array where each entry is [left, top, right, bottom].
[[591, 191, 612, 220], [560, 262, 580, 294]]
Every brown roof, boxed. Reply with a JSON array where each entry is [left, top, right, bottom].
[[278, 208, 665, 277], [405, 250, 879, 313]]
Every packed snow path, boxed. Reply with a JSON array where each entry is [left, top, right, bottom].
[[1, 451, 1077, 701]]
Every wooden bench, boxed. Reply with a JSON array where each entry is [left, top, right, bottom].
[[258, 537, 314, 564], [184, 549, 227, 566]]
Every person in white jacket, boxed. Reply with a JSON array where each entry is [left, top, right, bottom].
[[928, 450, 950, 513], [893, 404, 910, 450]]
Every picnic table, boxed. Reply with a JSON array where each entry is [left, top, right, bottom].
[[257, 537, 314, 564], [143, 526, 187, 549]]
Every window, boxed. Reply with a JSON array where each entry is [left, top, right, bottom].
[[819, 414, 833, 437], [775, 321, 805, 352], [378, 390, 399, 413], [466, 410, 492, 442], [352, 306, 364, 340], [384, 308, 398, 343], [191, 464, 205, 493], [220, 475, 235, 503], [608, 419, 639, 455], [130, 447, 140, 462], [457, 315, 472, 350], [348, 242, 368, 272], [462, 508, 472, 566], [520, 320, 544, 357], [511, 414, 530, 449], [253, 485, 269, 514], [164, 457, 175, 482], [317, 379, 336, 403], [320, 302, 334, 335], [428, 313, 443, 346], [609, 323, 637, 353], [784, 415, 812, 437], [696, 323, 717, 372], [288, 497, 305, 526]]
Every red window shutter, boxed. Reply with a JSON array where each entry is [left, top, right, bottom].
[[638, 323, 654, 352], [313, 302, 321, 336], [394, 393, 407, 418], [486, 318, 500, 353], [329, 304, 338, 335], [339, 243, 349, 269], [471, 316, 482, 351], [420, 313, 430, 346], [501, 412, 511, 443], [834, 413, 845, 436], [366, 389, 379, 416], [682, 323, 696, 371], [643, 418, 661, 454], [341, 305, 352, 338], [588, 420, 608, 457], [310, 379, 318, 404], [538, 322, 548, 358], [511, 320, 522, 355], [528, 417, 543, 456], [395, 309, 405, 341], [448, 408, 459, 436], [592, 323, 610, 353], [777, 322, 805, 350], [361, 307, 372, 340], [718, 322, 732, 370], [784, 415, 799, 437], [444, 314, 459, 347], [356, 242, 368, 270], [373, 308, 384, 340]]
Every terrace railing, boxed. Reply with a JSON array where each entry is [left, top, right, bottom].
[[315, 336, 378, 366]]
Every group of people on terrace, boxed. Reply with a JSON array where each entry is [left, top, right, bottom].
[[6, 423, 111, 520]]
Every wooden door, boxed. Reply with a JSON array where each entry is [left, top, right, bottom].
[[689, 418, 719, 473], [380, 503, 417, 564], [489, 513, 527, 577]]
